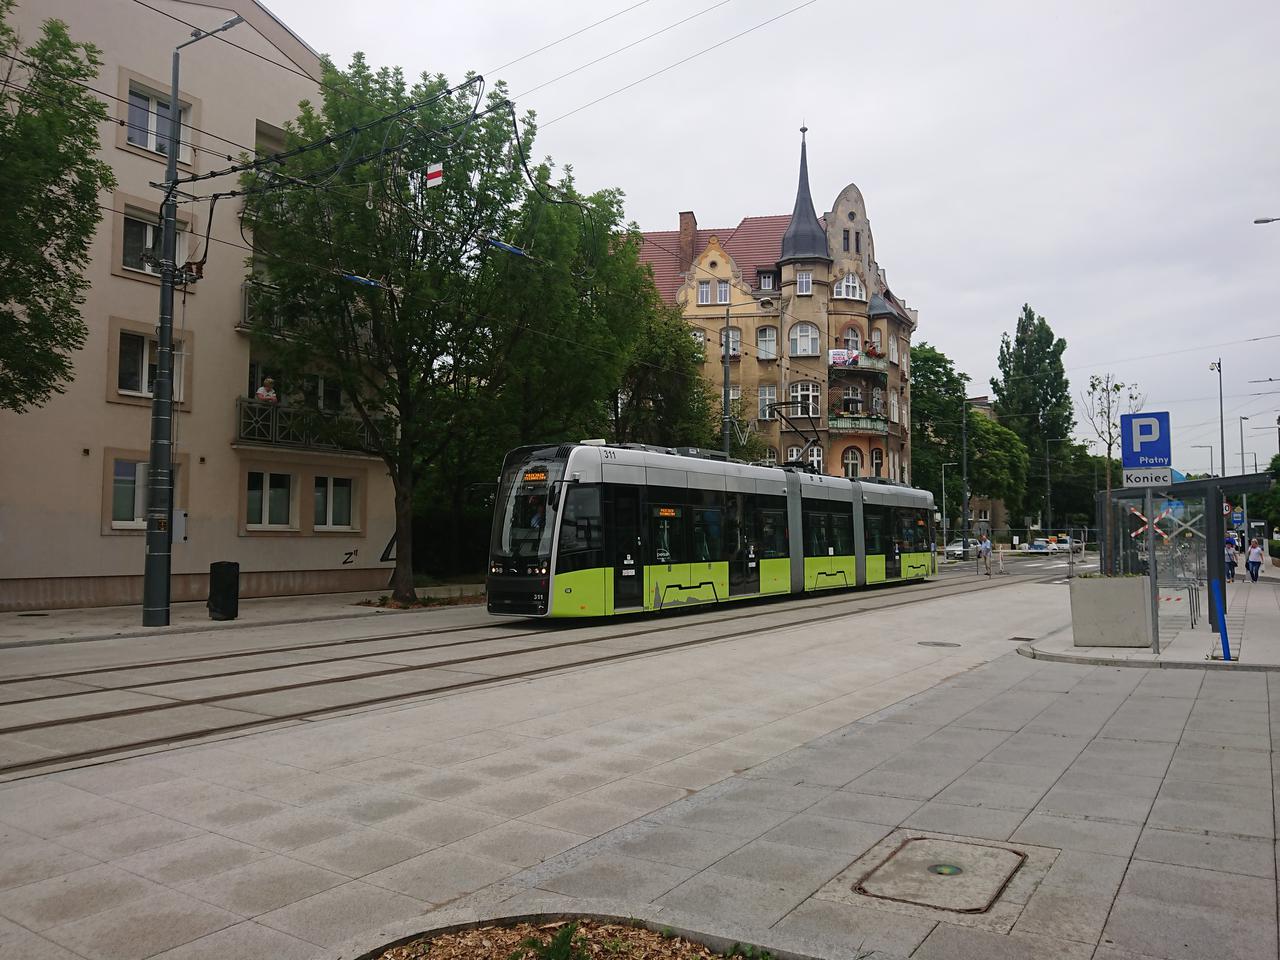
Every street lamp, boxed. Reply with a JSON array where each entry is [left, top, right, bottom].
[[1045, 437, 1069, 533], [940, 461, 958, 547], [1255, 217, 1280, 224], [142, 13, 245, 627], [1191, 444, 1214, 477], [1209, 360, 1225, 492], [1239, 416, 1250, 475], [1239, 415, 1250, 542]]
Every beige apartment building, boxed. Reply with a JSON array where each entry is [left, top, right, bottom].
[[640, 131, 918, 482], [0, 0, 395, 611]]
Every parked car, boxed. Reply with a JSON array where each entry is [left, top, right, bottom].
[[1027, 538, 1059, 553], [944, 538, 980, 559], [1056, 536, 1084, 554]]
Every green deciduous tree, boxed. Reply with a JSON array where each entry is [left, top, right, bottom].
[[990, 303, 1074, 522], [908, 342, 970, 525], [1082, 373, 1144, 556], [0, 1, 115, 412], [967, 407, 1030, 508]]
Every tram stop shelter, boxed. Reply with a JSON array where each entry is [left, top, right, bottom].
[[1097, 471, 1275, 660]]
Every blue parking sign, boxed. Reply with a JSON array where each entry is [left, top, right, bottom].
[[1121, 412, 1171, 469]]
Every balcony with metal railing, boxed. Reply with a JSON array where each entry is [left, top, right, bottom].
[[238, 279, 286, 332], [828, 413, 889, 435], [235, 397, 377, 453]]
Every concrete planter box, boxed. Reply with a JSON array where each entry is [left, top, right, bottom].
[[1070, 576, 1152, 647]]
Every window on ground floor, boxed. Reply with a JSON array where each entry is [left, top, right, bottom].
[[118, 331, 184, 400], [842, 447, 862, 478], [314, 475, 354, 529], [111, 459, 148, 528], [247, 470, 293, 527]]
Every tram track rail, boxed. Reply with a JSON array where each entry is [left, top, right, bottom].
[[0, 573, 1028, 778]]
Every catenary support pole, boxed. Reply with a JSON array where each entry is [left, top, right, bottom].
[[722, 304, 731, 457], [961, 398, 970, 560]]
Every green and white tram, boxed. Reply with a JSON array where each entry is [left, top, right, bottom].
[[486, 441, 936, 618]]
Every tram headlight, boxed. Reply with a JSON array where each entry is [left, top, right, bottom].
[[489, 562, 503, 575]]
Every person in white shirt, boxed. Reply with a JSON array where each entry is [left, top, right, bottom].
[[1246, 539, 1264, 583], [977, 534, 993, 577], [255, 377, 277, 403]]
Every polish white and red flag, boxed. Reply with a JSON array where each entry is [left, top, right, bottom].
[[424, 162, 443, 188]]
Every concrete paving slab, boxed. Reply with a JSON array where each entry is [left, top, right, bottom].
[[288, 827, 429, 877], [255, 880, 427, 948], [0, 927, 86, 958], [363, 848, 518, 903], [109, 833, 272, 886], [145, 920, 322, 960], [535, 852, 692, 902], [0, 863, 158, 930], [448, 821, 589, 868], [1134, 825, 1276, 878], [0, 839, 99, 892], [760, 814, 890, 856], [376, 802, 506, 847], [604, 822, 749, 870], [1010, 813, 1142, 856], [707, 838, 852, 890], [52, 812, 203, 860], [807, 791, 924, 826], [655, 871, 812, 929], [770, 897, 936, 957], [901, 800, 1027, 840], [913, 923, 1094, 960], [178, 854, 347, 916], [40, 887, 239, 960], [1148, 779, 1275, 839]]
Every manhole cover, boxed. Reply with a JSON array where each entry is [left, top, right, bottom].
[[855, 837, 1026, 913], [918, 641, 961, 648]]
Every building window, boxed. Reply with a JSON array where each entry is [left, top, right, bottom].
[[871, 386, 884, 415], [786, 446, 803, 463], [758, 384, 776, 420], [762, 447, 777, 466], [855, 231, 861, 254], [796, 271, 812, 296], [889, 335, 899, 364], [690, 329, 706, 358], [126, 85, 190, 161], [118, 331, 184, 400], [789, 380, 820, 417], [979, 508, 989, 522], [870, 328, 882, 353], [841, 385, 862, 413], [314, 476, 354, 529], [807, 445, 824, 472], [247, 471, 293, 528], [728, 384, 742, 417], [303, 374, 342, 411], [890, 392, 899, 422], [719, 327, 742, 357], [759, 273, 774, 291], [900, 339, 909, 375], [697, 280, 710, 305], [833, 273, 863, 299], [872, 448, 884, 477], [111, 459, 148, 528], [842, 326, 861, 352], [757, 325, 778, 360], [122, 212, 187, 276], [842, 229, 850, 252], [716, 279, 730, 304], [789, 321, 819, 356], [842, 447, 862, 478]]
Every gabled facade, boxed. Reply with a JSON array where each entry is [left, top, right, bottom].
[[639, 130, 918, 482], [0, 0, 396, 610]]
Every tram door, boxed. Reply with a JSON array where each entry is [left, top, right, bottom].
[[885, 508, 902, 579], [611, 486, 644, 609], [726, 493, 760, 596]]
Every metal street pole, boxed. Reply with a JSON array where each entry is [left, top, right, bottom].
[[722, 305, 731, 457], [1210, 359, 1225, 488], [961, 398, 970, 560], [1192, 444, 1214, 477], [941, 461, 958, 548], [1045, 437, 1068, 533], [142, 15, 242, 626], [1239, 416, 1250, 545]]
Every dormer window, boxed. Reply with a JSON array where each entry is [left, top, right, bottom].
[[796, 271, 812, 296], [697, 280, 710, 305], [716, 280, 730, 304], [759, 273, 774, 291]]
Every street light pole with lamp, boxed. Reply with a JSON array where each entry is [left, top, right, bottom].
[[141, 14, 244, 627], [1045, 437, 1069, 533], [1191, 444, 1214, 477], [1239, 415, 1250, 542], [1209, 360, 1226, 495], [940, 461, 958, 548]]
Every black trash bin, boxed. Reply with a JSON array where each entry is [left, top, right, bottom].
[[208, 561, 240, 621]]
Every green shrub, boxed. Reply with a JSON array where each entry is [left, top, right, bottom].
[[1270, 539, 1280, 561]]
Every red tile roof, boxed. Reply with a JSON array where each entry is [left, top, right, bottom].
[[639, 215, 795, 302]]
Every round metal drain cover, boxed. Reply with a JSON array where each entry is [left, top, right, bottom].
[[928, 863, 964, 876], [918, 641, 961, 648]]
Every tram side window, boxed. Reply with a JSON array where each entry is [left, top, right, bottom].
[[756, 508, 787, 558], [651, 506, 687, 565], [724, 493, 747, 559], [831, 510, 854, 556], [863, 504, 887, 554], [557, 485, 603, 573], [802, 501, 829, 557], [692, 507, 723, 562]]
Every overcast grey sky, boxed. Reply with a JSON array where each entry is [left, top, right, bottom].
[[265, 0, 1279, 472]]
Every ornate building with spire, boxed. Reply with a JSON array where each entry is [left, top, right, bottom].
[[638, 130, 919, 482]]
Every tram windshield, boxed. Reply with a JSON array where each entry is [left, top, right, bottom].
[[490, 456, 566, 561]]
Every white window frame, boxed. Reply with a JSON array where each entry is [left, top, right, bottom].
[[246, 470, 294, 529], [697, 280, 711, 305], [787, 446, 803, 463], [889, 335, 899, 364], [727, 384, 742, 418], [872, 448, 884, 477], [807, 445, 824, 472], [759, 273, 773, 291], [841, 385, 862, 413], [842, 447, 862, 479], [304, 373, 343, 411], [871, 328, 882, 353], [757, 325, 778, 361], [110, 459, 149, 529], [842, 327, 861, 352], [757, 384, 776, 420], [871, 386, 884, 416], [314, 475, 355, 530], [789, 381, 820, 418], [796, 271, 812, 296], [890, 393, 899, 422], [117, 331, 185, 400], [719, 327, 742, 357], [763, 447, 778, 466], [691, 329, 706, 355], [789, 322, 819, 357], [126, 85, 191, 162], [122, 212, 188, 277], [833, 273, 863, 299], [716, 279, 730, 304]]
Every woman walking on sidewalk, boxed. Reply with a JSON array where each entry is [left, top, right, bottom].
[[1246, 539, 1264, 582], [1225, 539, 1238, 583]]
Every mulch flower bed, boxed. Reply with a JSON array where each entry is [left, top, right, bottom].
[[375, 920, 737, 960], [358, 594, 485, 609]]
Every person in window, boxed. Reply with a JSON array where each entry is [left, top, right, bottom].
[[528, 497, 545, 529], [255, 377, 278, 403]]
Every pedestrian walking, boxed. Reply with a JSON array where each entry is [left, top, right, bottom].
[[1225, 539, 1238, 583], [1246, 539, 1264, 583], [978, 534, 992, 577]]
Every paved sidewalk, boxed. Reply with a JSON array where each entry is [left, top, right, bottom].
[[1025, 570, 1280, 669], [0, 585, 484, 649]]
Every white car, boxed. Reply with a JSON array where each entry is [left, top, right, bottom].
[[1027, 538, 1059, 553], [944, 539, 980, 559]]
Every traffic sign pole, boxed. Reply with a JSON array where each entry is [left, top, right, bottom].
[[1146, 486, 1160, 655]]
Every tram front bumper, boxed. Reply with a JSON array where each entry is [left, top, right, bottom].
[[486, 574, 549, 616]]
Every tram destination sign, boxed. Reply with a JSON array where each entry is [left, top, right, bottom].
[[1124, 467, 1173, 487]]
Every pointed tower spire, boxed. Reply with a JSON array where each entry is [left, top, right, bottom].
[[780, 125, 830, 264]]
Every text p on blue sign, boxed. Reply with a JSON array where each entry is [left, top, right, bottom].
[[1121, 412, 1171, 469]]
